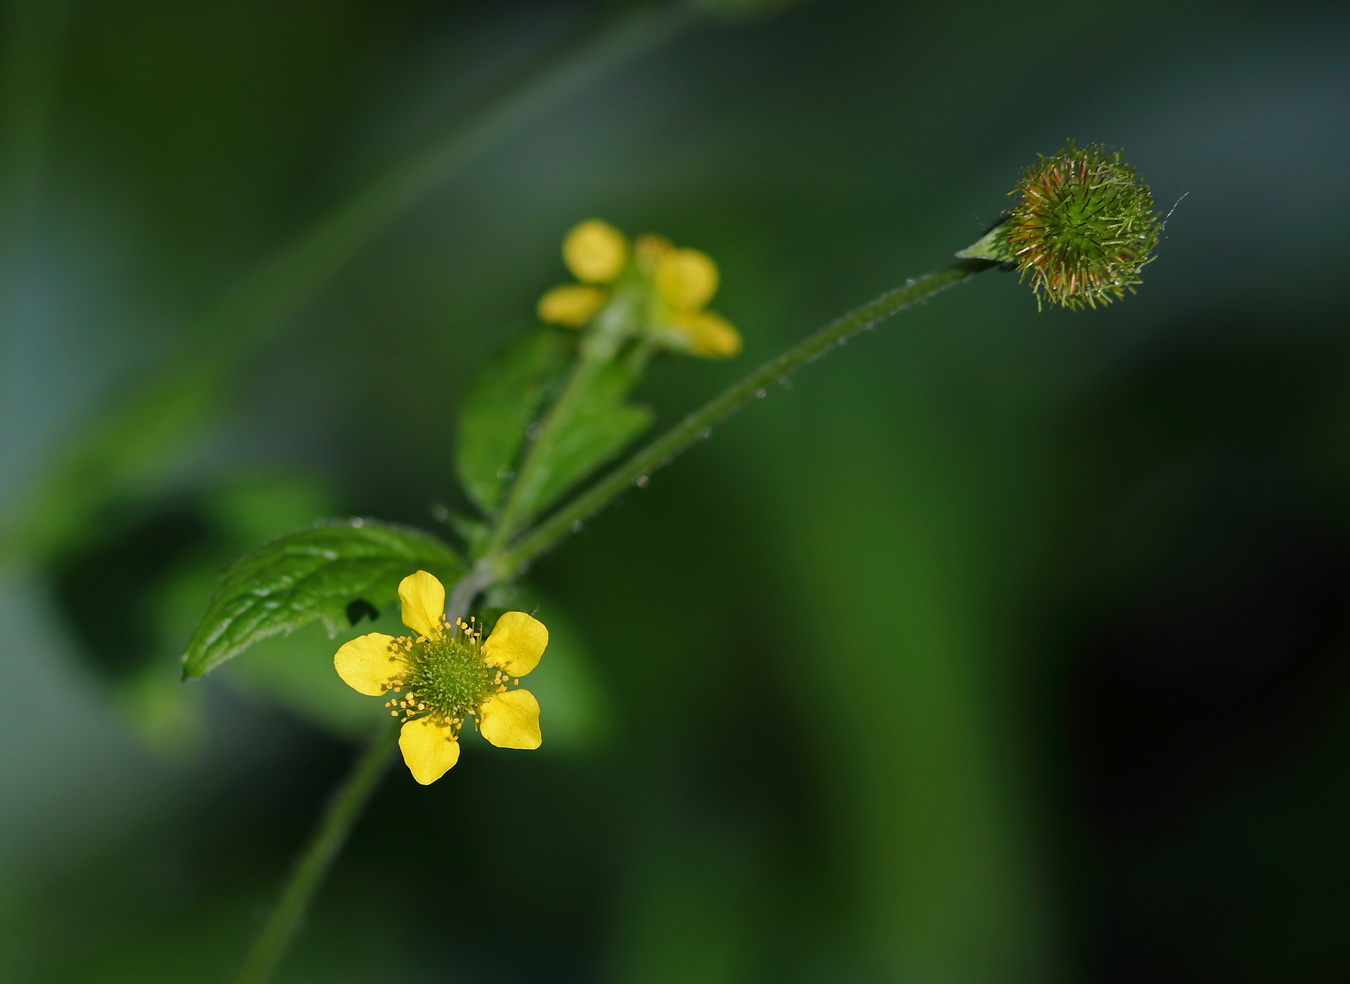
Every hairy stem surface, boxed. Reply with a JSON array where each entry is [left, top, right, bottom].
[[491, 260, 994, 580]]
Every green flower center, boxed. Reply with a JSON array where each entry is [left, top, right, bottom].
[[384, 618, 510, 735]]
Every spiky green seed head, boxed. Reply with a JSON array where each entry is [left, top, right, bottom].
[[1006, 141, 1162, 310]]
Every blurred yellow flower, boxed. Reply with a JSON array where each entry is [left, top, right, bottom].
[[537, 219, 741, 359], [333, 570, 548, 784]]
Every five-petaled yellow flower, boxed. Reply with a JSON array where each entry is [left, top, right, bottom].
[[537, 218, 742, 359], [333, 571, 548, 784]]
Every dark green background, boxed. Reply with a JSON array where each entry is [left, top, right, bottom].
[[3, 0, 1350, 980]]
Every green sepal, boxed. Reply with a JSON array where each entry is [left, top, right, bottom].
[[181, 518, 465, 679], [456, 329, 573, 517], [956, 219, 1015, 263]]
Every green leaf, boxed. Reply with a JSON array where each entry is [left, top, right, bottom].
[[181, 518, 465, 679], [456, 329, 573, 516], [527, 359, 654, 517]]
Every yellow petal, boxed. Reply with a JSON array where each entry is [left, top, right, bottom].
[[479, 689, 541, 749], [398, 570, 445, 639], [537, 284, 607, 327], [562, 219, 628, 284], [669, 310, 742, 359], [654, 248, 719, 311], [481, 611, 548, 677], [399, 717, 460, 784], [333, 633, 408, 696]]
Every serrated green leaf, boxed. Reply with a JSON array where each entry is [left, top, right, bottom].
[[529, 364, 654, 517], [456, 329, 573, 516], [181, 519, 465, 679], [499, 357, 654, 534]]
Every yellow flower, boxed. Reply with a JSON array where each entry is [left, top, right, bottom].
[[537, 219, 742, 359], [333, 571, 548, 784], [537, 219, 629, 330]]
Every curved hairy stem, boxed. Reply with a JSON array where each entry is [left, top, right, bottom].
[[489, 260, 995, 581]]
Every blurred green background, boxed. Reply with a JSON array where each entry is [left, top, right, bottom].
[[3, 0, 1350, 981]]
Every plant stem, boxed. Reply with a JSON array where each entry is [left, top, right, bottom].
[[230, 580, 482, 984], [483, 290, 642, 554], [489, 260, 995, 580], [231, 720, 398, 984]]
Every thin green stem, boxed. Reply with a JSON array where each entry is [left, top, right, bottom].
[[489, 260, 995, 580], [230, 581, 480, 984], [232, 719, 399, 984]]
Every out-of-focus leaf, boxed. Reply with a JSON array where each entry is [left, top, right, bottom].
[[4, 363, 226, 566], [181, 519, 464, 679], [221, 615, 397, 739], [456, 329, 573, 516], [114, 662, 208, 757]]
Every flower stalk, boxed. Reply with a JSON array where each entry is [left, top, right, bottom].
[[232, 719, 399, 984], [231, 580, 489, 983], [488, 259, 995, 581]]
